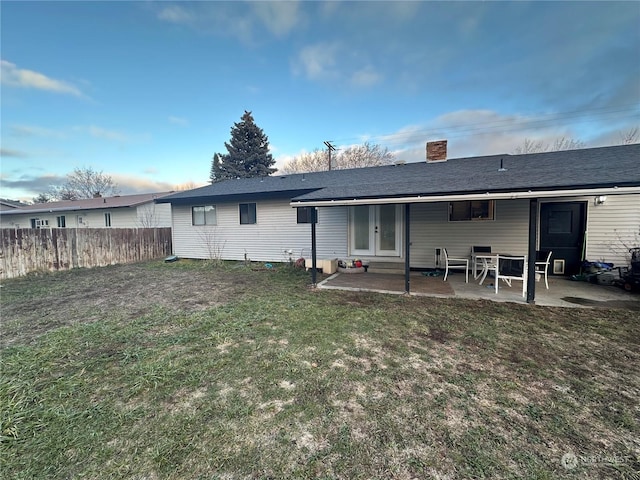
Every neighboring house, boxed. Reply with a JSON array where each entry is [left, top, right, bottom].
[[157, 142, 640, 300], [0, 199, 29, 211], [0, 192, 174, 229]]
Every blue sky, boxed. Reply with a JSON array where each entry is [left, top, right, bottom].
[[1, 1, 639, 201]]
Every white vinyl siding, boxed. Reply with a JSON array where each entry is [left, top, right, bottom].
[[136, 203, 172, 227], [0, 202, 172, 229], [167, 193, 639, 268], [170, 200, 348, 262], [410, 200, 530, 268], [582, 194, 640, 267]]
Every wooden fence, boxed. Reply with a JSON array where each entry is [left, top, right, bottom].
[[0, 228, 172, 279]]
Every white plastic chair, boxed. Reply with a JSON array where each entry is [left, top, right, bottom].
[[535, 251, 553, 289], [443, 248, 469, 283]]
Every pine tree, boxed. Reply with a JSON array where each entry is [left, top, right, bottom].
[[210, 111, 276, 183]]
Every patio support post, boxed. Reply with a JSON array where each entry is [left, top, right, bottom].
[[405, 203, 411, 293], [311, 208, 317, 287], [527, 198, 538, 303]]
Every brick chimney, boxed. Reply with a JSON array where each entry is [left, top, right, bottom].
[[426, 140, 447, 162]]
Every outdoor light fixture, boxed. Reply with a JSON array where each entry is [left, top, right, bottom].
[[594, 195, 607, 205]]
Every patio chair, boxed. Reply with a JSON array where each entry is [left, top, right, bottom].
[[495, 255, 527, 298], [443, 248, 469, 283], [471, 245, 492, 279], [535, 250, 553, 289]]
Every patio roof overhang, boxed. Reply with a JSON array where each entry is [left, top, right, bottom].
[[290, 185, 640, 207]]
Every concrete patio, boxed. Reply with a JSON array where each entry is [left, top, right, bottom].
[[317, 270, 640, 310]]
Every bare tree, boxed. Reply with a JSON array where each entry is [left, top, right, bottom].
[[32, 193, 52, 204], [136, 204, 160, 228], [49, 167, 119, 200], [619, 127, 639, 145], [513, 136, 585, 154], [174, 181, 201, 191], [339, 142, 395, 169], [196, 227, 226, 264], [279, 149, 327, 174], [280, 142, 395, 174]]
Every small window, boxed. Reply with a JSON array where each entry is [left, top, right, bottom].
[[57, 216, 66, 228], [34, 218, 49, 228], [297, 206, 317, 224], [239, 203, 257, 225], [192, 205, 217, 225], [449, 200, 494, 221], [105, 213, 112, 227]]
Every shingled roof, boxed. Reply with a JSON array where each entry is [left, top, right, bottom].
[[0, 192, 174, 216], [157, 144, 640, 205]]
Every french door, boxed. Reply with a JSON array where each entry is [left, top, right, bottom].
[[350, 205, 401, 257]]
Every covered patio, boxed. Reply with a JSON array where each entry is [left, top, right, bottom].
[[316, 270, 640, 310]]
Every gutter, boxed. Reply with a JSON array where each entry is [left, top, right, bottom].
[[290, 186, 640, 207]]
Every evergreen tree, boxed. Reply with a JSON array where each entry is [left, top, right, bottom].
[[210, 111, 276, 183]]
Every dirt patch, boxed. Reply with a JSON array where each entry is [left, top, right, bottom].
[[561, 296, 640, 310], [0, 261, 249, 348], [323, 272, 455, 295]]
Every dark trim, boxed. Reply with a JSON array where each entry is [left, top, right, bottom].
[[156, 189, 319, 205], [311, 209, 317, 287], [404, 203, 411, 293], [527, 198, 538, 303]]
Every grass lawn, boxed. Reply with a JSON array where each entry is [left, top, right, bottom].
[[1, 260, 638, 479]]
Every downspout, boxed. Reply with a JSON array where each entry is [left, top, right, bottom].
[[405, 203, 411, 293], [527, 198, 538, 303]]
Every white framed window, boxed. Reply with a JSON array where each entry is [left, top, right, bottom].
[[57, 215, 66, 228], [33, 218, 49, 229], [239, 203, 257, 225], [105, 213, 112, 227], [192, 205, 217, 225], [449, 200, 495, 221]]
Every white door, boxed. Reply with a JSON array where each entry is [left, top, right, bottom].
[[350, 205, 401, 257]]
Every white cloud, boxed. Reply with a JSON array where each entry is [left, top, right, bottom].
[[293, 43, 340, 80], [10, 124, 68, 139], [351, 66, 382, 88], [365, 109, 606, 162], [168, 116, 189, 126], [252, 1, 301, 37], [154, 2, 300, 43], [85, 125, 130, 142], [1, 60, 84, 97], [110, 174, 176, 194], [156, 5, 194, 24]]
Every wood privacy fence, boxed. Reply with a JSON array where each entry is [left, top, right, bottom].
[[0, 228, 172, 279]]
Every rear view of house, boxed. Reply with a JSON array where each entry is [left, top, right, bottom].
[[158, 144, 640, 282]]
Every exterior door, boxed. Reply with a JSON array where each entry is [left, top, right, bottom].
[[539, 202, 586, 276], [350, 205, 401, 257]]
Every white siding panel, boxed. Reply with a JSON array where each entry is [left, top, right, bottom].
[[0, 207, 141, 229], [410, 200, 530, 268], [584, 193, 640, 266], [170, 194, 640, 267], [171, 201, 348, 262], [136, 202, 172, 227]]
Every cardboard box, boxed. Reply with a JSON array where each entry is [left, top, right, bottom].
[[305, 258, 338, 274]]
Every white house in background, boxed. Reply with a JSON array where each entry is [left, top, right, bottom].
[[0, 192, 174, 229], [0, 199, 29, 211], [157, 143, 640, 300]]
